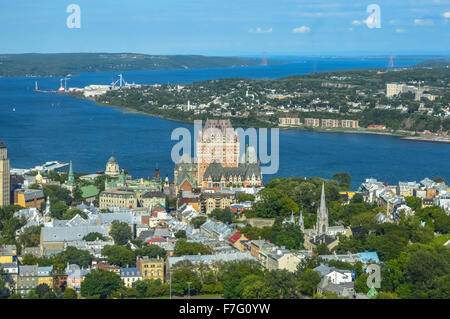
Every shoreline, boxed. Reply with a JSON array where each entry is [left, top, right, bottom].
[[84, 98, 445, 140]]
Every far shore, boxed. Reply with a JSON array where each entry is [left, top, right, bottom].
[[72, 94, 450, 143]]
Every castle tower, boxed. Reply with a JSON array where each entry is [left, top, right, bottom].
[[317, 183, 329, 235], [196, 119, 239, 184], [0, 140, 11, 207]]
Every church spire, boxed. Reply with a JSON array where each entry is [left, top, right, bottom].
[[298, 210, 304, 230], [317, 183, 329, 235]]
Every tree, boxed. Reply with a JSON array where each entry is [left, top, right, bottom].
[[62, 209, 87, 220], [80, 269, 124, 299], [296, 257, 321, 273], [191, 216, 207, 228], [109, 221, 133, 245], [101, 245, 136, 267], [355, 273, 370, 293], [35, 283, 51, 299], [237, 193, 255, 203], [83, 232, 108, 241], [432, 177, 445, 184], [218, 260, 263, 299], [297, 269, 321, 296], [27, 289, 39, 299], [253, 188, 298, 218], [175, 230, 187, 239], [314, 243, 330, 255], [405, 196, 422, 211], [171, 268, 202, 296], [18, 225, 42, 248], [333, 172, 351, 190], [135, 244, 166, 259], [133, 279, 169, 298], [43, 185, 72, 206], [264, 270, 298, 299], [174, 239, 211, 256], [62, 287, 78, 299], [61, 246, 93, 268], [351, 193, 364, 203], [209, 208, 234, 224], [241, 277, 275, 299], [50, 201, 68, 219]]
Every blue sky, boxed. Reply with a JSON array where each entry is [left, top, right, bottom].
[[0, 0, 449, 56]]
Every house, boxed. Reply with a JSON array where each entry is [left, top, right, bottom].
[[66, 264, 90, 291], [40, 225, 109, 254], [37, 266, 54, 289], [95, 261, 120, 275], [259, 248, 303, 272], [136, 256, 165, 282], [313, 263, 354, 284], [200, 218, 233, 240], [17, 264, 38, 295], [228, 232, 249, 252], [142, 191, 166, 210], [0, 262, 19, 294], [120, 267, 142, 287], [0, 245, 17, 264], [249, 240, 277, 259], [317, 277, 356, 298], [14, 189, 45, 209]]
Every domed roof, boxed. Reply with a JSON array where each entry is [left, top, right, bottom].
[[107, 156, 118, 164]]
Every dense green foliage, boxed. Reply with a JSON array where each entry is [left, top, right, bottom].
[[83, 232, 108, 241], [173, 239, 212, 256], [80, 269, 124, 299], [209, 208, 234, 224], [109, 221, 133, 245]]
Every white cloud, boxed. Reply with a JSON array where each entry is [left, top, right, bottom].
[[443, 12, 450, 18], [249, 27, 272, 33], [389, 19, 400, 25], [292, 26, 311, 33], [395, 28, 406, 33], [414, 19, 434, 26], [352, 20, 363, 26]]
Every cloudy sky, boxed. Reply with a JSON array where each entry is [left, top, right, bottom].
[[0, 0, 449, 56]]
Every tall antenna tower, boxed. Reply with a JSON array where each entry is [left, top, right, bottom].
[[262, 52, 268, 66], [388, 54, 394, 68]]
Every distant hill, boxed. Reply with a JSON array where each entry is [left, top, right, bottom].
[[0, 53, 272, 77], [414, 58, 450, 68]]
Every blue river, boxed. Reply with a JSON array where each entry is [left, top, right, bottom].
[[0, 57, 449, 189]]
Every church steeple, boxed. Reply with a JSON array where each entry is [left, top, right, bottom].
[[289, 211, 295, 223], [298, 210, 304, 231], [317, 183, 329, 235]]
